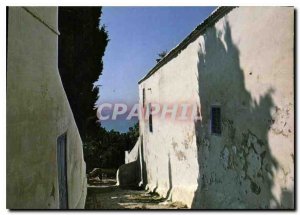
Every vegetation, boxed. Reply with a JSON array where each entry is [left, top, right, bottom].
[[83, 123, 139, 172], [156, 50, 168, 63], [58, 7, 139, 173], [58, 7, 109, 142]]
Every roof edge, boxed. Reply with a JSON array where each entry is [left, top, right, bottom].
[[138, 6, 236, 84]]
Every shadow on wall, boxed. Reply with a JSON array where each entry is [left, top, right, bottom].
[[191, 19, 293, 209], [165, 153, 173, 200], [140, 138, 148, 187], [117, 137, 148, 189]]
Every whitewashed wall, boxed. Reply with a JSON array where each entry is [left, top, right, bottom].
[[139, 7, 294, 209], [7, 7, 87, 209]]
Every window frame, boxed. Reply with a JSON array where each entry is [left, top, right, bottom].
[[149, 103, 153, 133], [142, 88, 145, 108], [210, 105, 221, 135]]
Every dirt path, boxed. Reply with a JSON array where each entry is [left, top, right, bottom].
[[85, 182, 187, 209]]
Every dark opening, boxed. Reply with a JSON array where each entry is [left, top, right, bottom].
[[149, 103, 153, 133], [211, 106, 221, 135], [143, 88, 145, 107]]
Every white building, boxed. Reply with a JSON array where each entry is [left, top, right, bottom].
[[126, 7, 294, 209], [7, 7, 87, 209]]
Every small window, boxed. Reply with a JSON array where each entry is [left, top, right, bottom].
[[211, 106, 221, 135], [149, 103, 153, 133]]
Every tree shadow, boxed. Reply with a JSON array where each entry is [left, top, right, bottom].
[[191, 19, 288, 209], [165, 153, 173, 200], [279, 186, 294, 209]]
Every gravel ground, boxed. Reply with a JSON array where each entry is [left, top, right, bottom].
[[85, 180, 187, 210]]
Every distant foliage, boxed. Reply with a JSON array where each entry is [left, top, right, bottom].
[[126, 122, 139, 151], [83, 123, 140, 172]]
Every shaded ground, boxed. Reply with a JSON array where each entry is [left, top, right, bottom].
[[85, 179, 187, 209]]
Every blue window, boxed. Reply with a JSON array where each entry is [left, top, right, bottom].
[[211, 106, 221, 135]]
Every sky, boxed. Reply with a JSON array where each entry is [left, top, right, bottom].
[[95, 6, 216, 132]]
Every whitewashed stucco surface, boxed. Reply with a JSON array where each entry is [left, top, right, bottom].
[[138, 7, 294, 209], [7, 7, 87, 209]]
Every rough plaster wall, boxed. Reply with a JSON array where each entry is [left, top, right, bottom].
[[139, 7, 294, 209], [139, 31, 200, 205], [7, 7, 87, 209], [122, 136, 147, 187]]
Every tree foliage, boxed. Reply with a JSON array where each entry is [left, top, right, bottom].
[[58, 7, 139, 172], [58, 7, 109, 141], [83, 123, 139, 172]]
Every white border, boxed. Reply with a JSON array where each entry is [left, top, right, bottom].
[[1, 0, 299, 214]]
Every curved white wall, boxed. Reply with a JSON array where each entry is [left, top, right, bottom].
[[7, 7, 87, 209]]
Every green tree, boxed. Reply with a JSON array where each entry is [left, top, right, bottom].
[[58, 8, 140, 172], [58, 7, 109, 142]]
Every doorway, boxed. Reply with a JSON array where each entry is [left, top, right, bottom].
[[57, 133, 68, 209]]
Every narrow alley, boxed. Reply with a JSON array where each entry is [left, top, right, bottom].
[[6, 6, 295, 210]]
